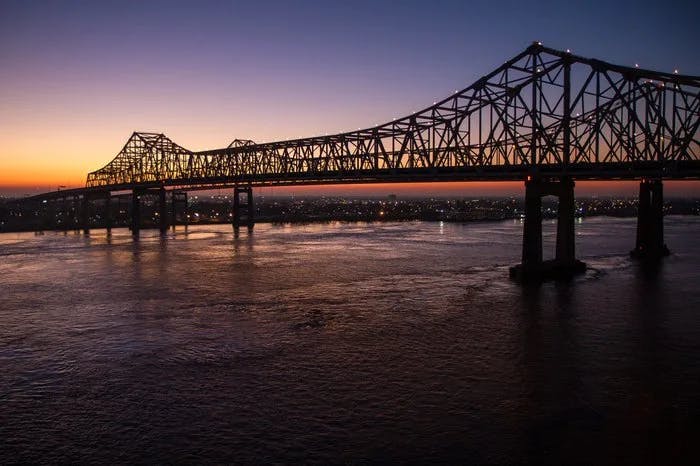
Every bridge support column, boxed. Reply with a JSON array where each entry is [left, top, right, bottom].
[[232, 187, 240, 227], [131, 189, 142, 237], [631, 179, 669, 260], [104, 192, 112, 235], [521, 178, 543, 267], [247, 187, 254, 228], [171, 191, 187, 229], [232, 186, 254, 230], [159, 186, 168, 234], [555, 177, 576, 264], [510, 176, 586, 282]]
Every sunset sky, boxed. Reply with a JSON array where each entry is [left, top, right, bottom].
[[1, 0, 698, 197]]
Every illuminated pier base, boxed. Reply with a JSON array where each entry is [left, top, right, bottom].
[[510, 177, 586, 282], [630, 179, 669, 260], [232, 186, 254, 229]]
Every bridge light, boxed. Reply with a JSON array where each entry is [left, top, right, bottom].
[[635, 63, 639, 68], [674, 69, 679, 74], [566, 49, 571, 53]]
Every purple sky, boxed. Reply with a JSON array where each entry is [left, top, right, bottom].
[[1, 0, 698, 196]]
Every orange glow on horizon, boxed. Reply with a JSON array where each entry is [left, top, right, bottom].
[[0, 168, 84, 193], [1, 127, 699, 198]]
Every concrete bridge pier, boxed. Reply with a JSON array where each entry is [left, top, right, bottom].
[[104, 192, 112, 235], [510, 176, 586, 282], [556, 177, 576, 264], [631, 179, 669, 260], [232, 186, 254, 230], [158, 186, 168, 234], [171, 191, 188, 229], [131, 188, 143, 236]]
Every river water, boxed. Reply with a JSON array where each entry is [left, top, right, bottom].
[[1, 217, 699, 464]]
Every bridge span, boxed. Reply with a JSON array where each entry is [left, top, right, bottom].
[[18, 43, 700, 280]]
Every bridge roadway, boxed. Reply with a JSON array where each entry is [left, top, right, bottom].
[[20, 43, 700, 281]]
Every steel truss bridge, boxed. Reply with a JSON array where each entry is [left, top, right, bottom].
[[21, 43, 700, 280], [83, 42, 700, 189]]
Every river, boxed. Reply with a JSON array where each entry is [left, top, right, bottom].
[[1, 217, 699, 464]]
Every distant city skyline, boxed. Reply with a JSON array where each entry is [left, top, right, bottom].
[[1, 0, 699, 196]]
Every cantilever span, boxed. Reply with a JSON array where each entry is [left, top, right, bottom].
[[85, 43, 700, 190]]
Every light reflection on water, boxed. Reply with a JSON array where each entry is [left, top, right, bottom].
[[1, 217, 699, 464]]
